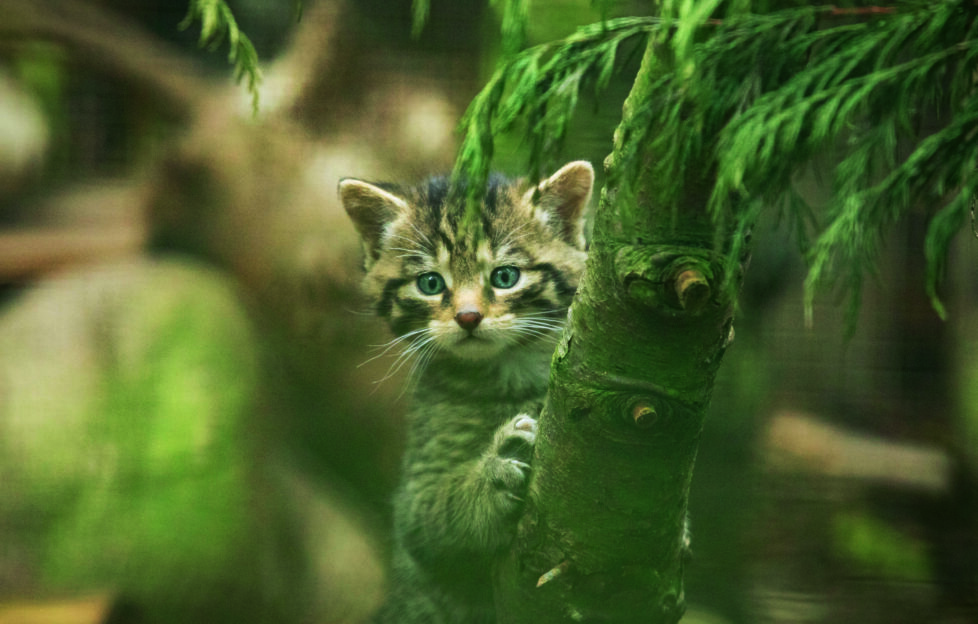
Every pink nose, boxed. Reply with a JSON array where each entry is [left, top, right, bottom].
[[455, 310, 483, 331]]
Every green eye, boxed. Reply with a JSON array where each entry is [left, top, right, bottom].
[[416, 272, 446, 295], [490, 266, 521, 289]]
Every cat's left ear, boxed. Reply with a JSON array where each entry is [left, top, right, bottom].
[[531, 160, 594, 247]]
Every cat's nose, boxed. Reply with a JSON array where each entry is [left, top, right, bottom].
[[455, 309, 483, 331]]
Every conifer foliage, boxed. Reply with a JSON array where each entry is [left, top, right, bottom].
[[180, 0, 263, 111], [447, 0, 978, 321]]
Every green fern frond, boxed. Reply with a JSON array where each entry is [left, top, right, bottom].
[[492, 0, 531, 56], [803, 90, 978, 322], [925, 190, 971, 319], [699, 1, 978, 323], [180, 0, 263, 112], [453, 17, 663, 236]]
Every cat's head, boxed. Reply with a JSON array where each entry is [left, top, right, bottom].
[[339, 161, 593, 362]]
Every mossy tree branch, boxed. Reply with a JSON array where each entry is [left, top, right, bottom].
[[492, 35, 742, 623]]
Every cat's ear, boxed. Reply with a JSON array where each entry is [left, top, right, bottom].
[[339, 179, 409, 265], [531, 160, 594, 247]]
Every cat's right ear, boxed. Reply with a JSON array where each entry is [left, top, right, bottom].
[[339, 179, 409, 265], [531, 160, 594, 248]]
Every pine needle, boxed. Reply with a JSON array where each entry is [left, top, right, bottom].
[[180, 0, 263, 113]]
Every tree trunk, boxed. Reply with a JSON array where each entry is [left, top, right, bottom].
[[493, 35, 743, 624]]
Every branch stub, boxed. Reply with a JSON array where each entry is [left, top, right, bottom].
[[673, 268, 710, 313], [631, 403, 657, 428]]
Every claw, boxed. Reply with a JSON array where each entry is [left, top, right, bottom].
[[513, 414, 537, 433]]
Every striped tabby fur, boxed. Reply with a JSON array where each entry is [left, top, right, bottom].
[[340, 161, 593, 624]]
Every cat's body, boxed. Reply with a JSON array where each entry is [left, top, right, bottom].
[[340, 162, 594, 624]]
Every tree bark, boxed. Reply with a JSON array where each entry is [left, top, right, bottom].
[[493, 35, 743, 624]]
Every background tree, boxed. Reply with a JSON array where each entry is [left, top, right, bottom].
[[0, 1, 486, 621]]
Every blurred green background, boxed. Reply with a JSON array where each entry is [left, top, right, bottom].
[[1, 1, 976, 623]]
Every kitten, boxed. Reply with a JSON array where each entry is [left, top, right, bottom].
[[340, 161, 593, 624]]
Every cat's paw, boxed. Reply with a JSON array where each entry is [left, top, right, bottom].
[[484, 414, 537, 515]]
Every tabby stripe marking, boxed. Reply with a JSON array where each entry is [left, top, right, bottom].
[[528, 263, 576, 300], [378, 277, 409, 317]]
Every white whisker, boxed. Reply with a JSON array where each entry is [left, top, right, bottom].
[[358, 327, 430, 368], [365, 327, 430, 351], [390, 247, 429, 258], [516, 315, 565, 325], [374, 333, 438, 386], [496, 221, 534, 250], [389, 233, 434, 256], [518, 329, 553, 337], [511, 327, 558, 341], [515, 320, 564, 332], [516, 309, 568, 320], [407, 222, 435, 249], [399, 340, 441, 398]]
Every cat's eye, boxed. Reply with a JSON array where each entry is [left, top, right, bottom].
[[416, 272, 446, 295], [490, 266, 521, 289]]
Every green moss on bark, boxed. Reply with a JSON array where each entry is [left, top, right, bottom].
[[493, 35, 741, 624]]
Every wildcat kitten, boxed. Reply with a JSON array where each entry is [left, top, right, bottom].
[[340, 161, 593, 624]]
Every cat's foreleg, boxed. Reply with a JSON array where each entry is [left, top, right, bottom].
[[478, 413, 537, 522], [398, 413, 537, 564], [447, 413, 538, 553]]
